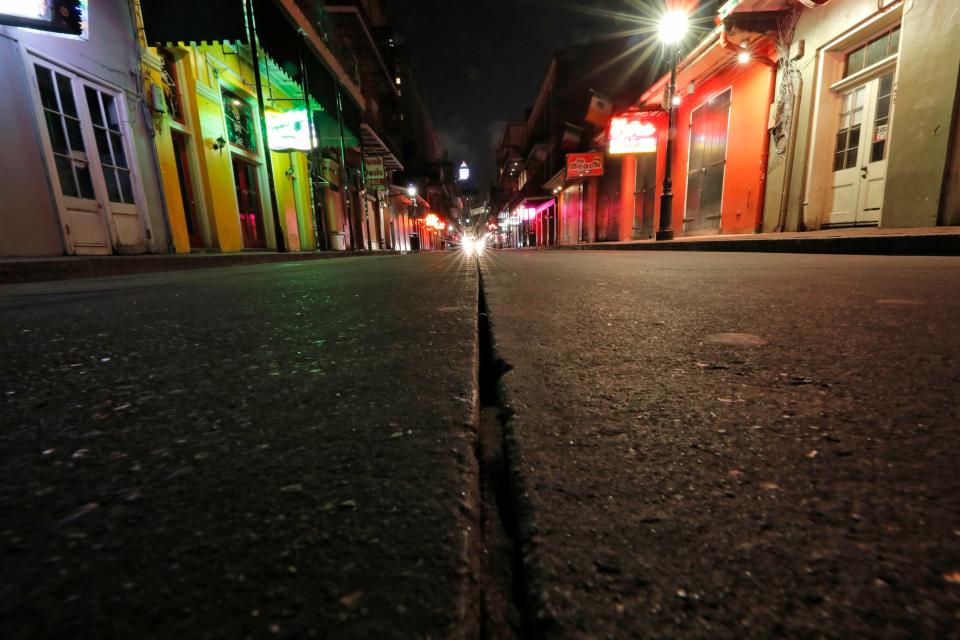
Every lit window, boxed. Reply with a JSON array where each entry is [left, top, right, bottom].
[[223, 90, 256, 152]]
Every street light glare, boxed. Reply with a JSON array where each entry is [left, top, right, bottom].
[[659, 10, 688, 45], [407, 186, 417, 198]]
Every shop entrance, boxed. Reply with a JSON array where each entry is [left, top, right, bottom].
[[684, 89, 731, 233], [827, 72, 894, 226], [633, 154, 656, 239]]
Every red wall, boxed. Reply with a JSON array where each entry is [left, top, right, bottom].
[[653, 59, 775, 235]]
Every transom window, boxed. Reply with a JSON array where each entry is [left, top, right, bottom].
[[845, 26, 900, 78], [223, 90, 256, 152]]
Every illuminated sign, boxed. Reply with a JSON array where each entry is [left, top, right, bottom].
[[0, 0, 84, 35], [365, 156, 386, 191], [458, 161, 470, 182], [566, 152, 604, 178], [609, 112, 659, 155], [265, 109, 316, 152]]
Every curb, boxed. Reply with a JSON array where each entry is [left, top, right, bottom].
[[0, 250, 401, 285], [549, 234, 960, 256]]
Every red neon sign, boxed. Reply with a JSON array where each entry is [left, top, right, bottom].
[[609, 112, 659, 155]]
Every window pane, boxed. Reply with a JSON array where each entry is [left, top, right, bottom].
[[44, 111, 68, 154], [56, 74, 77, 117], [848, 127, 860, 150], [54, 154, 78, 196], [75, 163, 96, 199], [94, 127, 112, 165], [64, 116, 85, 152], [879, 73, 894, 97], [117, 169, 134, 203], [101, 94, 121, 132], [35, 66, 58, 110], [102, 166, 121, 202], [846, 48, 865, 76], [110, 133, 128, 168], [833, 151, 845, 172], [865, 36, 888, 67], [851, 107, 864, 127], [85, 88, 104, 127], [871, 140, 886, 163], [834, 131, 847, 155], [889, 28, 900, 55], [876, 96, 890, 121]]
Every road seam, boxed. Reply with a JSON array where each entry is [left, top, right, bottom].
[[476, 263, 554, 639]]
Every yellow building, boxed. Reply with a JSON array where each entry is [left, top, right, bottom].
[[134, 0, 366, 254]]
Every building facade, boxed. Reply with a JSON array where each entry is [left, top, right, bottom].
[[1, 0, 169, 257]]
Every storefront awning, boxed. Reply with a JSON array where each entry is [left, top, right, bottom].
[[362, 124, 404, 171], [141, 0, 247, 45]]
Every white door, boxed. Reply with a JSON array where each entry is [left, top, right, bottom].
[[828, 71, 895, 226], [81, 82, 147, 250], [30, 59, 111, 254]]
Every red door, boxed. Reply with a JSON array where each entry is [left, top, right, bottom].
[[171, 132, 202, 248], [232, 157, 266, 249]]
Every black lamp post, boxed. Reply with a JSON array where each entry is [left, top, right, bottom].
[[656, 10, 688, 242]]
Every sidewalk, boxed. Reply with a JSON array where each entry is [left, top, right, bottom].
[[0, 250, 400, 285], [549, 225, 960, 256]]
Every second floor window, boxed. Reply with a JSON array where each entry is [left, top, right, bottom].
[[223, 90, 256, 152]]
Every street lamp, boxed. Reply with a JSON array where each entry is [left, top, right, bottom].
[[656, 9, 688, 241], [407, 185, 417, 251]]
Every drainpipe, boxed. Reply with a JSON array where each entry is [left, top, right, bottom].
[[244, 0, 286, 252]]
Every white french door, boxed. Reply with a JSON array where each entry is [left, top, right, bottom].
[[28, 55, 147, 254], [30, 58, 110, 254], [828, 71, 895, 226]]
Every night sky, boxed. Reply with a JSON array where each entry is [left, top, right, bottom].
[[391, 0, 641, 192]]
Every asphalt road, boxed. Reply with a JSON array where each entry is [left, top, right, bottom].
[[3, 249, 959, 639], [0, 254, 480, 639], [481, 250, 960, 638]]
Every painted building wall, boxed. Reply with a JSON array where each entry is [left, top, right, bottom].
[[662, 56, 774, 236], [882, 0, 960, 227], [0, 0, 168, 256], [761, 0, 908, 232], [145, 41, 319, 254]]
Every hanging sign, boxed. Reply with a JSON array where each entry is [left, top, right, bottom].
[[365, 156, 386, 190], [566, 152, 604, 178], [265, 109, 317, 152], [0, 0, 84, 35], [609, 112, 659, 154]]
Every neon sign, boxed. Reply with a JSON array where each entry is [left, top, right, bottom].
[[265, 109, 317, 152], [609, 112, 659, 155], [0, 0, 84, 35]]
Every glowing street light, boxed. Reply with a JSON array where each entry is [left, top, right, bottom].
[[656, 7, 689, 242], [658, 10, 688, 45]]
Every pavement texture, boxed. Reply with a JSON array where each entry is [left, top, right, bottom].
[[0, 250, 395, 285], [0, 254, 480, 639], [480, 250, 960, 638]]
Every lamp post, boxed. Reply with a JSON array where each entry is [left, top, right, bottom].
[[407, 185, 417, 251], [656, 9, 688, 241]]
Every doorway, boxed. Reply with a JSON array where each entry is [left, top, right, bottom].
[[827, 71, 894, 226], [684, 89, 731, 233], [633, 153, 656, 238], [232, 157, 266, 249], [171, 131, 203, 248], [28, 56, 146, 255]]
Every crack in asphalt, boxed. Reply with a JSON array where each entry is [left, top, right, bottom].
[[474, 263, 530, 639]]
